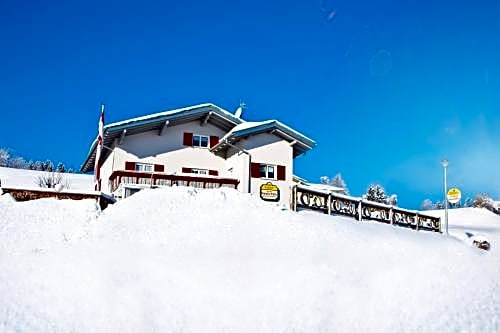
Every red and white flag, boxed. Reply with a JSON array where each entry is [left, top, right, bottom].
[[94, 104, 104, 190]]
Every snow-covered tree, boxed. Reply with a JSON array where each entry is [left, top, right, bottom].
[[0, 148, 10, 167], [43, 160, 54, 172], [8, 156, 25, 169], [365, 184, 387, 203], [56, 162, 66, 173], [434, 201, 445, 210], [473, 193, 493, 208], [320, 173, 349, 194], [33, 161, 44, 171], [386, 194, 398, 206], [421, 199, 434, 210], [464, 197, 474, 208]]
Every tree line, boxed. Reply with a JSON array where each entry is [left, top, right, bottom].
[[0, 148, 76, 173]]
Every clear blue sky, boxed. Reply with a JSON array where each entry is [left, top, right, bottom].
[[1, 0, 499, 208]]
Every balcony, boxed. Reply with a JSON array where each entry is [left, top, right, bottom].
[[109, 170, 239, 193]]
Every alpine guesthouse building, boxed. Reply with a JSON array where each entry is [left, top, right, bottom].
[[81, 103, 315, 207]]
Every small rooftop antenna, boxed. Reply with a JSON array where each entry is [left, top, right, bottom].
[[234, 100, 246, 119]]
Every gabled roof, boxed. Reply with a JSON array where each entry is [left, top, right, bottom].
[[81, 103, 244, 172], [211, 120, 316, 158]]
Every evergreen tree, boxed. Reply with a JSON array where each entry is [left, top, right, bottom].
[[56, 162, 66, 173], [365, 184, 387, 203], [43, 160, 54, 172], [33, 161, 44, 171]]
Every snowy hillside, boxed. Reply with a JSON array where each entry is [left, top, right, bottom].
[[0, 166, 93, 191], [1, 187, 500, 332]]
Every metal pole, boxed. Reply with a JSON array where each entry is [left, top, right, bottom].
[[443, 164, 449, 235]]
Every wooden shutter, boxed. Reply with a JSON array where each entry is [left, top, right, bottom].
[[277, 165, 286, 181], [182, 167, 192, 173], [209, 170, 218, 176], [125, 161, 136, 171], [154, 164, 164, 172], [209, 136, 219, 148], [250, 162, 261, 178], [183, 132, 193, 146]]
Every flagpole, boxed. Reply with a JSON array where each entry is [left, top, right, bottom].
[[95, 103, 105, 191]]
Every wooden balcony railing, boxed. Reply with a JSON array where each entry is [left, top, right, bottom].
[[109, 170, 239, 192]]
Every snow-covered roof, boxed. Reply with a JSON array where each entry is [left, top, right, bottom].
[[82, 103, 316, 172], [81, 103, 244, 172], [211, 119, 316, 158]]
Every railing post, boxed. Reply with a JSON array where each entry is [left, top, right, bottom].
[[327, 194, 331, 215], [415, 213, 419, 231], [389, 207, 393, 225], [358, 200, 362, 221], [292, 185, 297, 212]]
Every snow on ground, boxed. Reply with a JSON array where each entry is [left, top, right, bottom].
[[1, 187, 500, 332], [425, 207, 500, 255], [0, 166, 93, 191]]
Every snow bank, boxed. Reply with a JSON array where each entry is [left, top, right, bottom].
[[0, 166, 94, 191], [1, 187, 500, 332]]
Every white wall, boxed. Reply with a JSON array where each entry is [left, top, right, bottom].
[[226, 133, 294, 206], [99, 124, 296, 207], [99, 121, 227, 192]]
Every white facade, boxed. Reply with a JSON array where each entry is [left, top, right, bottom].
[[83, 103, 315, 207]]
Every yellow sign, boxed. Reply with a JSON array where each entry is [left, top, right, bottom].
[[260, 182, 280, 202], [447, 188, 462, 204]]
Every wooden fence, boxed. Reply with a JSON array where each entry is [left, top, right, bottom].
[[292, 185, 441, 232]]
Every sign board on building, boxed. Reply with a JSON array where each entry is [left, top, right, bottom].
[[260, 182, 280, 202], [447, 188, 462, 204]]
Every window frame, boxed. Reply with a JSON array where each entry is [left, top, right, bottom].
[[135, 163, 153, 172], [259, 164, 276, 180], [192, 134, 209, 148], [191, 168, 208, 175]]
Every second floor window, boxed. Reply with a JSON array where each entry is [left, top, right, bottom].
[[193, 134, 209, 148], [135, 163, 153, 172], [260, 164, 275, 179]]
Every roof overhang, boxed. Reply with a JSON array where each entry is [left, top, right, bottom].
[[211, 120, 316, 158], [81, 103, 243, 172]]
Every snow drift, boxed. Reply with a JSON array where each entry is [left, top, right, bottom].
[[1, 187, 500, 332]]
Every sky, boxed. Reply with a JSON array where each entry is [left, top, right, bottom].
[[0, 0, 499, 208]]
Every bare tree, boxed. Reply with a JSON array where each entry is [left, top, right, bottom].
[[36, 171, 71, 189], [0, 148, 10, 167]]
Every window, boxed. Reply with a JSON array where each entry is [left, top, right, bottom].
[[135, 163, 153, 172], [192, 134, 209, 148], [260, 164, 275, 179], [191, 168, 208, 175]]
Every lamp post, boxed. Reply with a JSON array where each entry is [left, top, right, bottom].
[[440, 159, 449, 235]]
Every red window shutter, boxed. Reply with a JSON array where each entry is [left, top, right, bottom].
[[209, 136, 219, 148], [182, 167, 192, 173], [209, 170, 218, 176], [125, 161, 136, 171], [183, 132, 193, 146], [277, 165, 286, 181], [250, 162, 261, 178], [154, 164, 164, 172]]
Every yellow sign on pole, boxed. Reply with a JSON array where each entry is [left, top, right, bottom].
[[447, 188, 461, 204]]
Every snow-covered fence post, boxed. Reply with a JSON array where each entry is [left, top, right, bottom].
[[389, 207, 394, 225], [327, 193, 332, 215], [358, 200, 362, 221], [415, 212, 419, 231]]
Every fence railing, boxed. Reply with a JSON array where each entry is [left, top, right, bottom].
[[292, 185, 441, 232], [109, 170, 239, 193]]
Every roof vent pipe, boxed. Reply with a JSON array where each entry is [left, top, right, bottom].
[[234, 101, 246, 119]]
